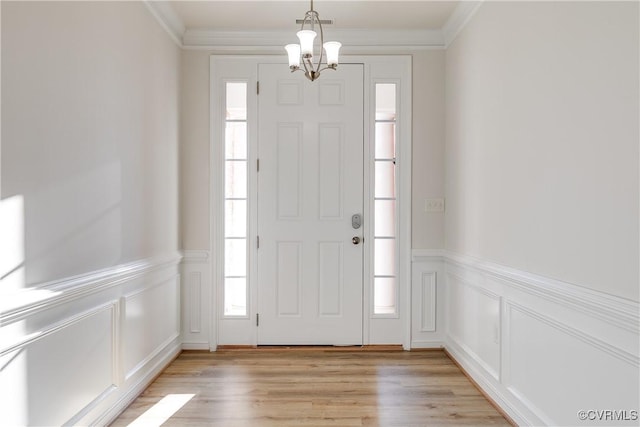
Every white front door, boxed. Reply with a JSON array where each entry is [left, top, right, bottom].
[[257, 63, 364, 345]]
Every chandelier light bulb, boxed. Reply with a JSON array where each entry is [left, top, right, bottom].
[[297, 30, 317, 58], [323, 41, 341, 67], [285, 44, 301, 69]]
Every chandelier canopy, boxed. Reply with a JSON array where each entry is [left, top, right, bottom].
[[285, 0, 341, 82]]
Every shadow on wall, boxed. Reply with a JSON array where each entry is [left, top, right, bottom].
[[1, 160, 124, 289], [0, 194, 25, 294]]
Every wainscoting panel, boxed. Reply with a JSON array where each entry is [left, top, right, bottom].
[[123, 275, 180, 379], [181, 250, 211, 349], [0, 253, 182, 426], [411, 252, 446, 348], [447, 271, 501, 381], [429, 250, 640, 427], [505, 301, 639, 426], [0, 304, 116, 426]]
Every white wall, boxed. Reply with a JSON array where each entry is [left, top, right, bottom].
[[412, 51, 446, 249], [439, 2, 640, 426], [2, 1, 180, 287], [181, 50, 211, 251], [1, 2, 182, 425], [445, 1, 639, 302]]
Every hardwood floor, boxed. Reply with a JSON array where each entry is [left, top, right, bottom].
[[110, 349, 511, 427]]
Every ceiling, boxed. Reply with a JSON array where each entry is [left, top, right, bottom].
[[169, 1, 460, 32]]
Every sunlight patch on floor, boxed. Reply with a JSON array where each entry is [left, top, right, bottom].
[[127, 394, 195, 427]]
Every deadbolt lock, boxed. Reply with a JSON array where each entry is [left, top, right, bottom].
[[351, 214, 362, 229], [352, 236, 361, 245]]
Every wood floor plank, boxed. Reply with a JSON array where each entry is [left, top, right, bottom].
[[110, 349, 511, 427]]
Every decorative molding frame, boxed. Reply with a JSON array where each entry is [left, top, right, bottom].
[[181, 250, 212, 350], [143, 1, 483, 51], [506, 300, 638, 368], [0, 300, 118, 364], [410, 250, 446, 349], [419, 272, 436, 332]]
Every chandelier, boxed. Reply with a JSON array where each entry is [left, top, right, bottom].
[[284, 0, 341, 82]]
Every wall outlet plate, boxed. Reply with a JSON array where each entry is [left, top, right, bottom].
[[425, 198, 445, 213]]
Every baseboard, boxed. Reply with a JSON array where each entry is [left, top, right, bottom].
[[93, 338, 182, 426], [444, 338, 535, 426], [182, 342, 211, 350], [443, 346, 519, 426], [410, 340, 445, 349]]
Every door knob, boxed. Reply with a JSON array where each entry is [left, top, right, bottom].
[[352, 236, 361, 245]]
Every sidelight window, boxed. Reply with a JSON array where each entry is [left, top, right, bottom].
[[224, 82, 248, 316], [373, 83, 397, 315]]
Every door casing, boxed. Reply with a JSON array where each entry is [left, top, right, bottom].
[[210, 55, 412, 349]]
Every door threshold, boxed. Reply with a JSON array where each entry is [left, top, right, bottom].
[[217, 345, 404, 352]]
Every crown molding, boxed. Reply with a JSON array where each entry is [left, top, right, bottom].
[[182, 28, 445, 50], [144, 1, 481, 51], [442, 0, 484, 48], [143, 0, 185, 47]]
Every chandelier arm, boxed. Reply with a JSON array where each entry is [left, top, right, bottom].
[[298, 10, 312, 76], [315, 14, 325, 74], [317, 65, 337, 73], [301, 54, 312, 75]]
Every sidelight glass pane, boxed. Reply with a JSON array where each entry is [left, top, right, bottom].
[[224, 239, 247, 277], [226, 82, 247, 120], [225, 122, 247, 159], [374, 278, 396, 315], [225, 161, 247, 198], [225, 200, 246, 237], [224, 82, 248, 318], [224, 278, 247, 316], [375, 122, 395, 159], [374, 239, 396, 276], [375, 84, 396, 121], [375, 200, 396, 237], [375, 161, 395, 198], [373, 83, 398, 317]]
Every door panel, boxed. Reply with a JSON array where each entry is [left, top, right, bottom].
[[257, 63, 364, 345]]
